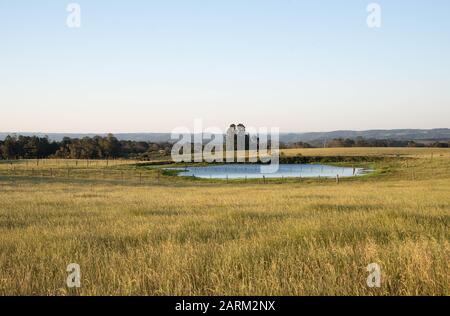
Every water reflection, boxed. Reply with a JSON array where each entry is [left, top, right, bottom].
[[170, 164, 370, 179]]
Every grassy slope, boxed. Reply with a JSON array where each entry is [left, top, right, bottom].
[[0, 148, 448, 295]]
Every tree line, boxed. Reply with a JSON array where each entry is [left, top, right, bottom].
[[281, 137, 450, 149], [0, 134, 172, 160], [1, 134, 448, 160]]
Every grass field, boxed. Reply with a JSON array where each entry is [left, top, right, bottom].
[[0, 148, 449, 295]]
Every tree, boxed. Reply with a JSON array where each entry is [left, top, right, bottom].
[[1, 135, 20, 159]]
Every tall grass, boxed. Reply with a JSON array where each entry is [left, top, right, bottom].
[[0, 148, 448, 295]]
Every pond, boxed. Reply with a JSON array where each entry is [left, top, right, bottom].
[[170, 164, 370, 179]]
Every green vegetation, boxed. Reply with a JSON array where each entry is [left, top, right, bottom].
[[2, 133, 449, 162], [0, 148, 448, 295], [0, 134, 172, 160]]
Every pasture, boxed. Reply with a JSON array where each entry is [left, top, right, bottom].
[[0, 148, 448, 295]]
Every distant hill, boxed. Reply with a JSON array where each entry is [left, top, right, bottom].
[[1, 129, 449, 144], [0, 133, 172, 143], [279, 128, 450, 143]]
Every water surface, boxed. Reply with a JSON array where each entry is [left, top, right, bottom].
[[172, 164, 369, 179]]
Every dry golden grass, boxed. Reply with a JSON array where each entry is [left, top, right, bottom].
[[282, 147, 450, 158], [0, 148, 449, 295]]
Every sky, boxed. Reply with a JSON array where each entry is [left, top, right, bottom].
[[1, 0, 450, 133]]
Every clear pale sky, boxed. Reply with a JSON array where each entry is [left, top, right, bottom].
[[1, 0, 449, 133]]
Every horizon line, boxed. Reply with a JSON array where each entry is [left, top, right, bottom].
[[1, 127, 449, 135]]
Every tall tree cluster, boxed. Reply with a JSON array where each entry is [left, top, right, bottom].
[[0, 134, 172, 160], [0, 135, 58, 159], [0, 134, 448, 160]]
